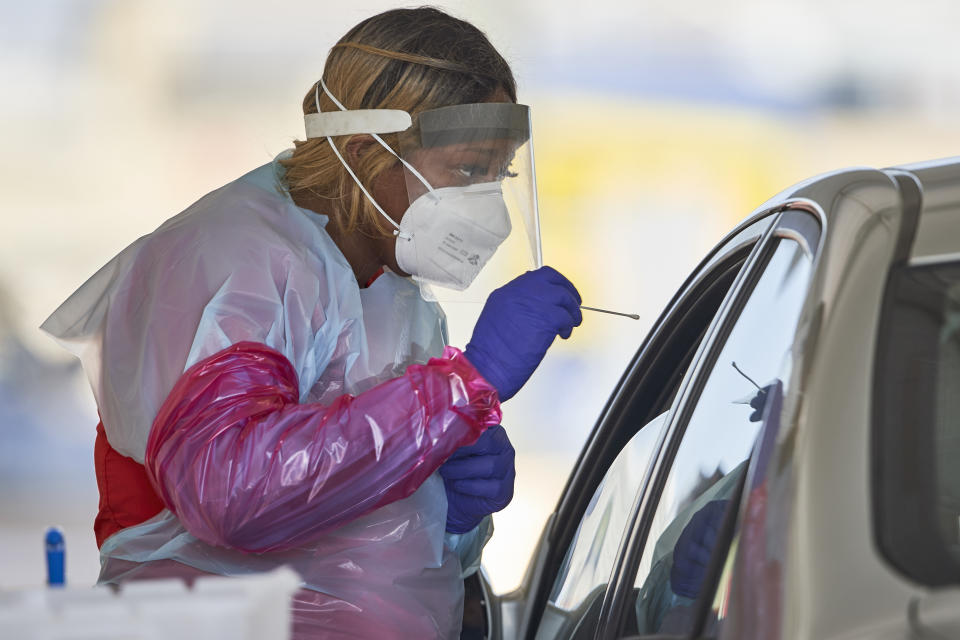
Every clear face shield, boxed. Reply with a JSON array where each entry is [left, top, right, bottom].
[[394, 103, 541, 302], [304, 81, 542, 304]]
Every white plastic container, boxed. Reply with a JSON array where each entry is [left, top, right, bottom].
[[0, 567, 300, 640]]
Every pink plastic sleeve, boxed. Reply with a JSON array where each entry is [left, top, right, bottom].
[[144, 341, 501, 553]]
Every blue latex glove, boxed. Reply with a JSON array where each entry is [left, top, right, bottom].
[[670, 499, 729, 599], [439, 425, 516, 534], [464, 266, 582, 401]]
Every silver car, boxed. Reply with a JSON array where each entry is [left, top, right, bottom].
[[461, 158, 960, 640]]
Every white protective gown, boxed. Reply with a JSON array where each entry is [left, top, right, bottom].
[[42, 154, 493, 639]]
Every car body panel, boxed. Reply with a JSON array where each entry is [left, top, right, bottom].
[[788, 189, 907, 637], [724, 161, 960, 640], [723, 169, 918, 640], [483, 157, 960, 640]]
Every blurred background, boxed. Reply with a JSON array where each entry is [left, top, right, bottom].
[[2, 0, 960, 593]]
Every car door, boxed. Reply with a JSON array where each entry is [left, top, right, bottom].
[[478, 208, 778, 640], [594, 207, 823, 640]]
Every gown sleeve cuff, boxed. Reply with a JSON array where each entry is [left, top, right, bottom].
[[435, 345, 502, 431]]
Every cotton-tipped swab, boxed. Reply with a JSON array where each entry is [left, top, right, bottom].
[[580, 305, 640, 320]]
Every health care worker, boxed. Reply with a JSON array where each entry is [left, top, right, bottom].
[[41, 7, 582, 639]]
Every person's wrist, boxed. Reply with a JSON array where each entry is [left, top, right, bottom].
[[463, 344, 502, 398], [446, 519, 480, 535]]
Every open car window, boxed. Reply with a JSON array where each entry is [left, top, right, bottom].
[[546, 413, 667, 615], [626, 233, 815, 637], [530, 220, 766, 640]]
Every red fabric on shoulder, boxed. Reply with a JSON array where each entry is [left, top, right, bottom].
[[94, 421, 165, 548], [363, 266, 385, 288]]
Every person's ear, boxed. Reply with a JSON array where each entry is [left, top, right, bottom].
[[344, 134, 376, 164]]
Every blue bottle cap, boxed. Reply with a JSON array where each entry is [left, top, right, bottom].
[[45, 526, 65, 587]]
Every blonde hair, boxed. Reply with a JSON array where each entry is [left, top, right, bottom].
[[280, 8, 517, 237]]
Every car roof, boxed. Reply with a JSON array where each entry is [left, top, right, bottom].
[[725, 156, 960, 271]]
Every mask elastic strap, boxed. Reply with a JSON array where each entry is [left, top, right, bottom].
[[315, 79, 435, 238], [318, 79, 435, 194]]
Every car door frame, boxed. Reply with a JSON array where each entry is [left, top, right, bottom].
[[593, 202, 827, 640], [499, 208, 779, 640]]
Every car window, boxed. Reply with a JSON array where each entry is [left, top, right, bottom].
[[630, 237, 813, 636], [875, 260, 960, 584], [532, 239, 759, 640], [547, 413, 667, 614]]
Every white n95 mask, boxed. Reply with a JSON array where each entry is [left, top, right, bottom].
[[394, 182, 512, 291]]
